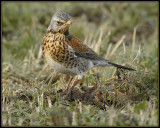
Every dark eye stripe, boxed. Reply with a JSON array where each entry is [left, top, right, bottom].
[[57, 21, 63, 26]]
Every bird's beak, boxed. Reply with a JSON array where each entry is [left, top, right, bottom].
[[65, 20, 72, 25]]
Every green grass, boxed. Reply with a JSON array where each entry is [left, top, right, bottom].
[[2, 2, 159, 126]]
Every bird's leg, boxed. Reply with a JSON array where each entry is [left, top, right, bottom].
[[66, 79, 81, 99], [66, 77, 74, 91], [69, 79, 80, 93]]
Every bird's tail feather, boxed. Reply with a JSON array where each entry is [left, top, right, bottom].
[[108, 61, 136, 71]]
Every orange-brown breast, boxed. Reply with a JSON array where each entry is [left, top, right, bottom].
[[42, 32, 80, 69], [42, 32, 68, 62]]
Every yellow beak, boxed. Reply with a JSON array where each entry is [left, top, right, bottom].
[[65, 20, 72, 25]]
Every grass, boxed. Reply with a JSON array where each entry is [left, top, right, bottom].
[[2, 1, 159, 126]]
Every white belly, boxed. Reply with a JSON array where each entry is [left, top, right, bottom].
[[46, 54, 80, 76]]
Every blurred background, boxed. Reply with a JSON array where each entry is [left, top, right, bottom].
[[2, 2, 158, 126], [2, 2, 158, 60]]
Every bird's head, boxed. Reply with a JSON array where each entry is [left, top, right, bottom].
[[47, 12, 72, 34]]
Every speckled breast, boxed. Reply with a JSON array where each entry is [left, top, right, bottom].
[[41, 31, 88, 76]]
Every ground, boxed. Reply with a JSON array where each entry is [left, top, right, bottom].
[[2, 2, 159, 126]]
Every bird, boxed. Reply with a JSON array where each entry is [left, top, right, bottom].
[[41, 12, 135, 98]]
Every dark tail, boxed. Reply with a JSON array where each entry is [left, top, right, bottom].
[[108, 62, 136, 71]]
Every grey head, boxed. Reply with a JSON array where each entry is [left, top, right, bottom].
[[47, 12, 72, 33]]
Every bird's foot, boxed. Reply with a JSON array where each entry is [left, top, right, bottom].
[[63, 88, 73, 101], [63, 79, 80, 101]]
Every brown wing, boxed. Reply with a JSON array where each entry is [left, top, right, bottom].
[[66, 34, 105, 60], [66, 34, 96, 54]]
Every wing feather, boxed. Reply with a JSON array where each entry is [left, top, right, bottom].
[[66, 34, 105, 60]]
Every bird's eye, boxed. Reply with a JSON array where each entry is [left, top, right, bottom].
[[57, 21, 63, 26]]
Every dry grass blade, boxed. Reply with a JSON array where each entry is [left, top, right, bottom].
[[132, 27, 137, 57], [123, 42, 126, 55], [94, 27, 103, 54], [132, 45, 141, 63], [105, 43, 112, 58], [110, 35, 126, 57]]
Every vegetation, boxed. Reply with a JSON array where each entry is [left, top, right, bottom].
[[2, 2, 158, 126]]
